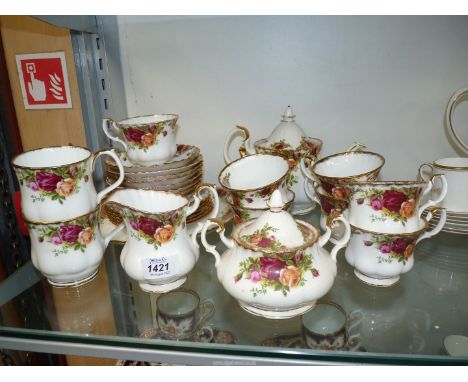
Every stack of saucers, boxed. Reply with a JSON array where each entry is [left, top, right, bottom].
[[104, 144, 209, 225], [425, 209, 468, 235]]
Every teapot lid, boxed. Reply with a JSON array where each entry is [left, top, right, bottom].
[[260, 105, 306, 149], [235, 190, 319, 254]]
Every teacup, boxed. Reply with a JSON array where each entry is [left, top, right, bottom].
[[301, 150, 385, 198], [301, 301, 362, 351], [419, 158, 468, 212], [219, 153, 291, 209], [26, 208, 124, 286], [344, 175, 447, 233], [12, 146, 124, 222], [156, 289, 214, 339], [345, 210, 447, 287], [229, 190, 295, 225], [103, 185, 219, 293], [103, 114, 178, 165]]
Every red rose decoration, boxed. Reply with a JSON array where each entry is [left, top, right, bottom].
[[259, 257, 286, 281], [382, 190, 408, 212], [59, 225, 83, 243], [138, 216, 163, 236], [36, 172, 63, 192], [320, 197, 335, 215], [391, 237, 412, 254], [320, 180, 334, 195], [124, 128, 145, 143]]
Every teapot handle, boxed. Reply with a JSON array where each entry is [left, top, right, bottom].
[[445, 87, 468, 154], [417, 174, 447, 218], [200, 219, 235, 267], [188, 183, 220, 218], [318, 213, 351, 263], [223, 125, 253, 164]]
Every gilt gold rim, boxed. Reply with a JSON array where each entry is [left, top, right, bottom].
[[12, 145, 93, 170], [114, 113, 179, 128], [254, 137, 324, 154], [433, 160, 468, 171], [350, 216, 436, 236], [156, 288, 200, 318], [102, 188, 189, 217], [218, 153, 290, 192], [311, 151, 385, 181], [226, 190, 296, 211], [24, 205, 101, 226]]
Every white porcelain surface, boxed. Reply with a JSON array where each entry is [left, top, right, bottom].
[[103, 114, 178, 166], [27, 210, 123, 286], [345, 212, 447, 286], [312, 151, 384, 179], [345, 176, 447, 234], [199, 191, 351, 319], [420, 158, 468, 212], [104, 187, 218, 293], [12, 146, 124, 222]]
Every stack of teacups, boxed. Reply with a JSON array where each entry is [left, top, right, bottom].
[[12, 146, 125, 286], [102, 115, 210, 226], [419, 158, 468, 234], [218, 153, 295, 225], [302, 149, 449, 287]]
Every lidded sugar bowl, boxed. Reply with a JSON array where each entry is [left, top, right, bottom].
[[223, 106, 323, 215], [199, 190, 351, 319]]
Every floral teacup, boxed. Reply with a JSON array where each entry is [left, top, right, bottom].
[[156, 289, 214, 339], [103, 186, 219, 293], [103, 114, 178, 166], [26, 208, 124, 286], [12, 146, 124, 222], [301, 150, 385, 199], [219, 153, 291, 209], [345, 209, 447, 287], [344, 176, 447, 234]]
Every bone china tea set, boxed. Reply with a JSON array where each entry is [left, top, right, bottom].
[[12, 105, 462, 327]]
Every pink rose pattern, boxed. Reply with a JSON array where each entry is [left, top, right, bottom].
[[15, 161, 87, 203], [27, 212, 97, 256], [234, 251, 317, 297], [363, 231, 417, 264], [120, 207, 184, 250], [352, 186, 422, 224], [122, 122, 169, 151]]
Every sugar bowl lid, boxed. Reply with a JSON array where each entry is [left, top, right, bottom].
[[235, 190, 320, 254], [258, 105, 306, 149]]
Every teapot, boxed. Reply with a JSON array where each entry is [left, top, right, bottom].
[[199, 190, 351, 319], [223, 106, 323, 215]]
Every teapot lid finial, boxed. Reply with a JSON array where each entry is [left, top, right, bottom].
[[266, 190, 284, 212], [281, 105, 296, 122]]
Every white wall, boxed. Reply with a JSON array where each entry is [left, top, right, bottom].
[[101, 16, 468, 183]]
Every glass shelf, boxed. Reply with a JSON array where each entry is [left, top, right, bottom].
[[1, 210, 468, 365]]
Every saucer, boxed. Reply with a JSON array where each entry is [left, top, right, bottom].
[[443, 335, 468, 357], [105, 145, 200, 171], [138, 326, 236, 344], [261, 333, 366, 352]]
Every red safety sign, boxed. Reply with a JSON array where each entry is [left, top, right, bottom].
[[15, 52, 72, 109]]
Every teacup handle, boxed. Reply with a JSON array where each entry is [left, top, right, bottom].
[[418, 162, 434, 183], [416, 208, 447, 245], [300, 156, 319, 183], [223, 125, 253, 164], [445, 87, 468, 154], [199, 299, 215, 324], [102, 118, 129, 152], [346, 142, 367, 152], [103, 223, 125, 246], [92, 149, 125, 203], [304, 179, 320, 204], [187, 184, 220, 217], [417, 174, 448, 218], [318, 214, 351, 262]]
